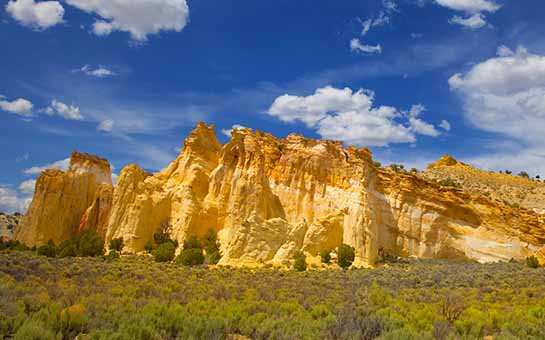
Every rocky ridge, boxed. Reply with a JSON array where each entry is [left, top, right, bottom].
[[14, 124, 545, 266]]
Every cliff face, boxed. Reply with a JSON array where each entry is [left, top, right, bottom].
[[14, 124, 545, 266], [15, 152, 113, 246]]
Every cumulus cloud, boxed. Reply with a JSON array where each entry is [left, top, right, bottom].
[[76, 65, 115, 78], [449, 46, 545, 145], [97, 119, 114, 132], [350, 38, 382, 54], [436, 0, 500, 29], [449, 13, 487, 29], [18, 179, 36, 194], [0, 186, 31, 213], [221, 124, 247, 138], [65, 0, 190, 41], [23, 157, 70, 175], [267, 86, 441, 147], [5, 0, 64, 30], [43, 100, 83, 120], [0, 97, 33, 117], [450, 46, 545, 175]]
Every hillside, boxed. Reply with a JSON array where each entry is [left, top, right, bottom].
[[422, 155, 545, 213], [0, 212, 20, 241]]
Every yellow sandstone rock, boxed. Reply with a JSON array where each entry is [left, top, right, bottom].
[[14, 124, 545, 267], [15, 152, 112, 246]]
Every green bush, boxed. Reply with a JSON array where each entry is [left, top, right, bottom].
[[320, 249, 331, 264], [337, 244, 355, 269], [176, 248, 205, 266], [144, 241, 154, 253], [57, 229, 104, 258], [293, 251, 307, 272], [105, 250, 120, 261], [36, 240, 56, 258], [526, 255, 540, 269], [153, 242, 176, 262], [2, 240, 29, 252], [202, 229, 222, 264], [109, 237, 124, 252], [176, 235, 205, 266]]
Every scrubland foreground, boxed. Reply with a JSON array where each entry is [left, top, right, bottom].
[[1, 251, 545, 340]]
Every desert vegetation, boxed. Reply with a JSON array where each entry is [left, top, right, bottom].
[[2, 248, 545, 340]]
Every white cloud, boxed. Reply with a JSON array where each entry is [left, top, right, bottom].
[[0, 186, 31, 213], [65, 0, 190, 41], [77, 65, 115, 77], [449, 46, 545, 145], [435, 0, 500, 14], [221, 124, 247, 137], [439, 120, 451, 131], [267, 86, 441, 147], [350, 38, 382, 54], [406, 104, 440, 137], [0, 97, 33, 117], [436, 0, 499, 29], [449, 13, 487, 29], [43, 100, 83, 120], [5, 0, 64, 30], [23, 157, 70, 175], [98, 119, 114, 132], [18, 179, 36, 194]]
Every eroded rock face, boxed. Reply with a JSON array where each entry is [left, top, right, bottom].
[[15, 124, 545, 266], [15, 152, 113, 246]]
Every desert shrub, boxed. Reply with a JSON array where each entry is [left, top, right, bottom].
[[56, 229, 104, 258], [36, 240, 56, 258], [374, 161, 382, 168], [13, 318, 58, 340], [518, 171, 530, 178], [153, 221, 178, 247], [153, 242, 176, 263], [109, 237, 124, 252], [176, 248, 204, 266], [390, 164, 405, 173], [105, 250, 120, 261], [320, 249, 331, 264], [144, 241, 154, 253], [57, 241, 77, 258], [438, 178, 459, 188], [2, 240, 29, 252], [78, 229, 104, 257], [337, 244, 355, 269], [176, 235, 204, 266], [202, 229, 222, 264], [526, 255, 540, 269], [293, 251, 307, 272]]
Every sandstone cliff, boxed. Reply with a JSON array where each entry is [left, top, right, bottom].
[[15, 124, 545, 266], [15, 152, 113, 246], [0, 212, 20, 241]]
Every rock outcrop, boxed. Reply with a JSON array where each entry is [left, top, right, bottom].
[[14, 124, 545, 266], [0, 212, 20, 241], [15, 152, 113, 246]]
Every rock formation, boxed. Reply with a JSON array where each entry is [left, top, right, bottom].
[[15, 152, 113, 246], [14, 124, 545, 267], [0, 212, 20, 242]]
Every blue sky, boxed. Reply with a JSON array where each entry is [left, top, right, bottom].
[[2, 0, 545, 212]]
